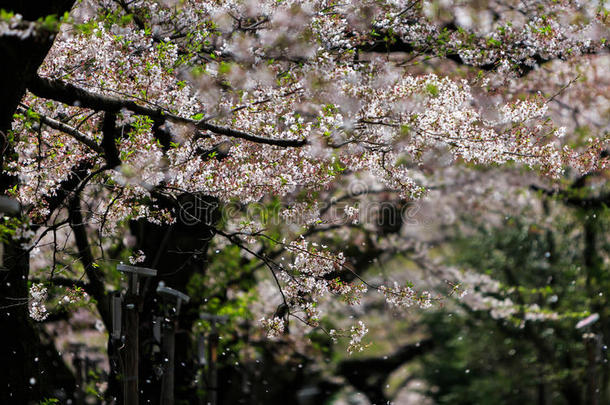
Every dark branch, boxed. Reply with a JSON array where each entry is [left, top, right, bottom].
[[28, 75, 173, 120], [28, 75, 307, 147], [196, 120, 307, 147], [30, 277, 89, 291], [531, 184, 610, 210], [16, 105, 103, 154], [339, 339, 433, 376], [101, 111, 122, 167], [360, 25, 608, 78]]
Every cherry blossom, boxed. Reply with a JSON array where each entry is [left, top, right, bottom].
[[5, 0, 607, 350]]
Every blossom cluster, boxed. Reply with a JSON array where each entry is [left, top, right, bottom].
[[330, 321, 370, 355], [278, 238, 368, 326], [260, 316, 286, 339], [379, 281, 434, 310], [59, 286, 91, 307], [29, 283, 49, 322]]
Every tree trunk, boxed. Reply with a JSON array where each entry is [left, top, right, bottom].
[[124, 194, 219, 404], [0, 1, 76, 402]]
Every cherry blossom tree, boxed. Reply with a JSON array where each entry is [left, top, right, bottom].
[[1, 0, 608, 403]]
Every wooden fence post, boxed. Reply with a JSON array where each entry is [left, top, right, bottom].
[[199, 313, 228, 405], [117, 264, 157, 405], [156, 283, 190, 405]]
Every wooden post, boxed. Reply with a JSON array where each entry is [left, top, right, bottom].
[[157, 283, 190, 405], [109, 292, 123, 404], [199, 314, 228, 405], [117, 264, 157, 405], [161, 320, 176, 405], [208, 330, 219, 405], [123, 275, 139, 405], [197, 334, 206, 405], [586, 332, 601, 405], [111, 293, 122, 341], [69, 343, 85, 405]]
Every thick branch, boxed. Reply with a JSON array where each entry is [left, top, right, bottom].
[[530, 186, 610, 209], [338, 338, 434, 376], [361, 25, 608, 77], [197, 120, 307, 147], [101, 111, 122, 167], [30, 276, 89, 291], [16, 105, 103, 154], [28, 75, 307, 147], [28, 75, 172, 120]]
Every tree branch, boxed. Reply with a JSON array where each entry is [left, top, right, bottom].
[[16, 105, 103, 154], [101, 111, 122, 167], [361, 22, 609, 77], [28, 75, 307, 147], [196, 120, 307, 147], [30, 276, 89, 291]]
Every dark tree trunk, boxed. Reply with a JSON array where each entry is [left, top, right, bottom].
[[0, 1, 76, 403], [118, 194, 219, 404]]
